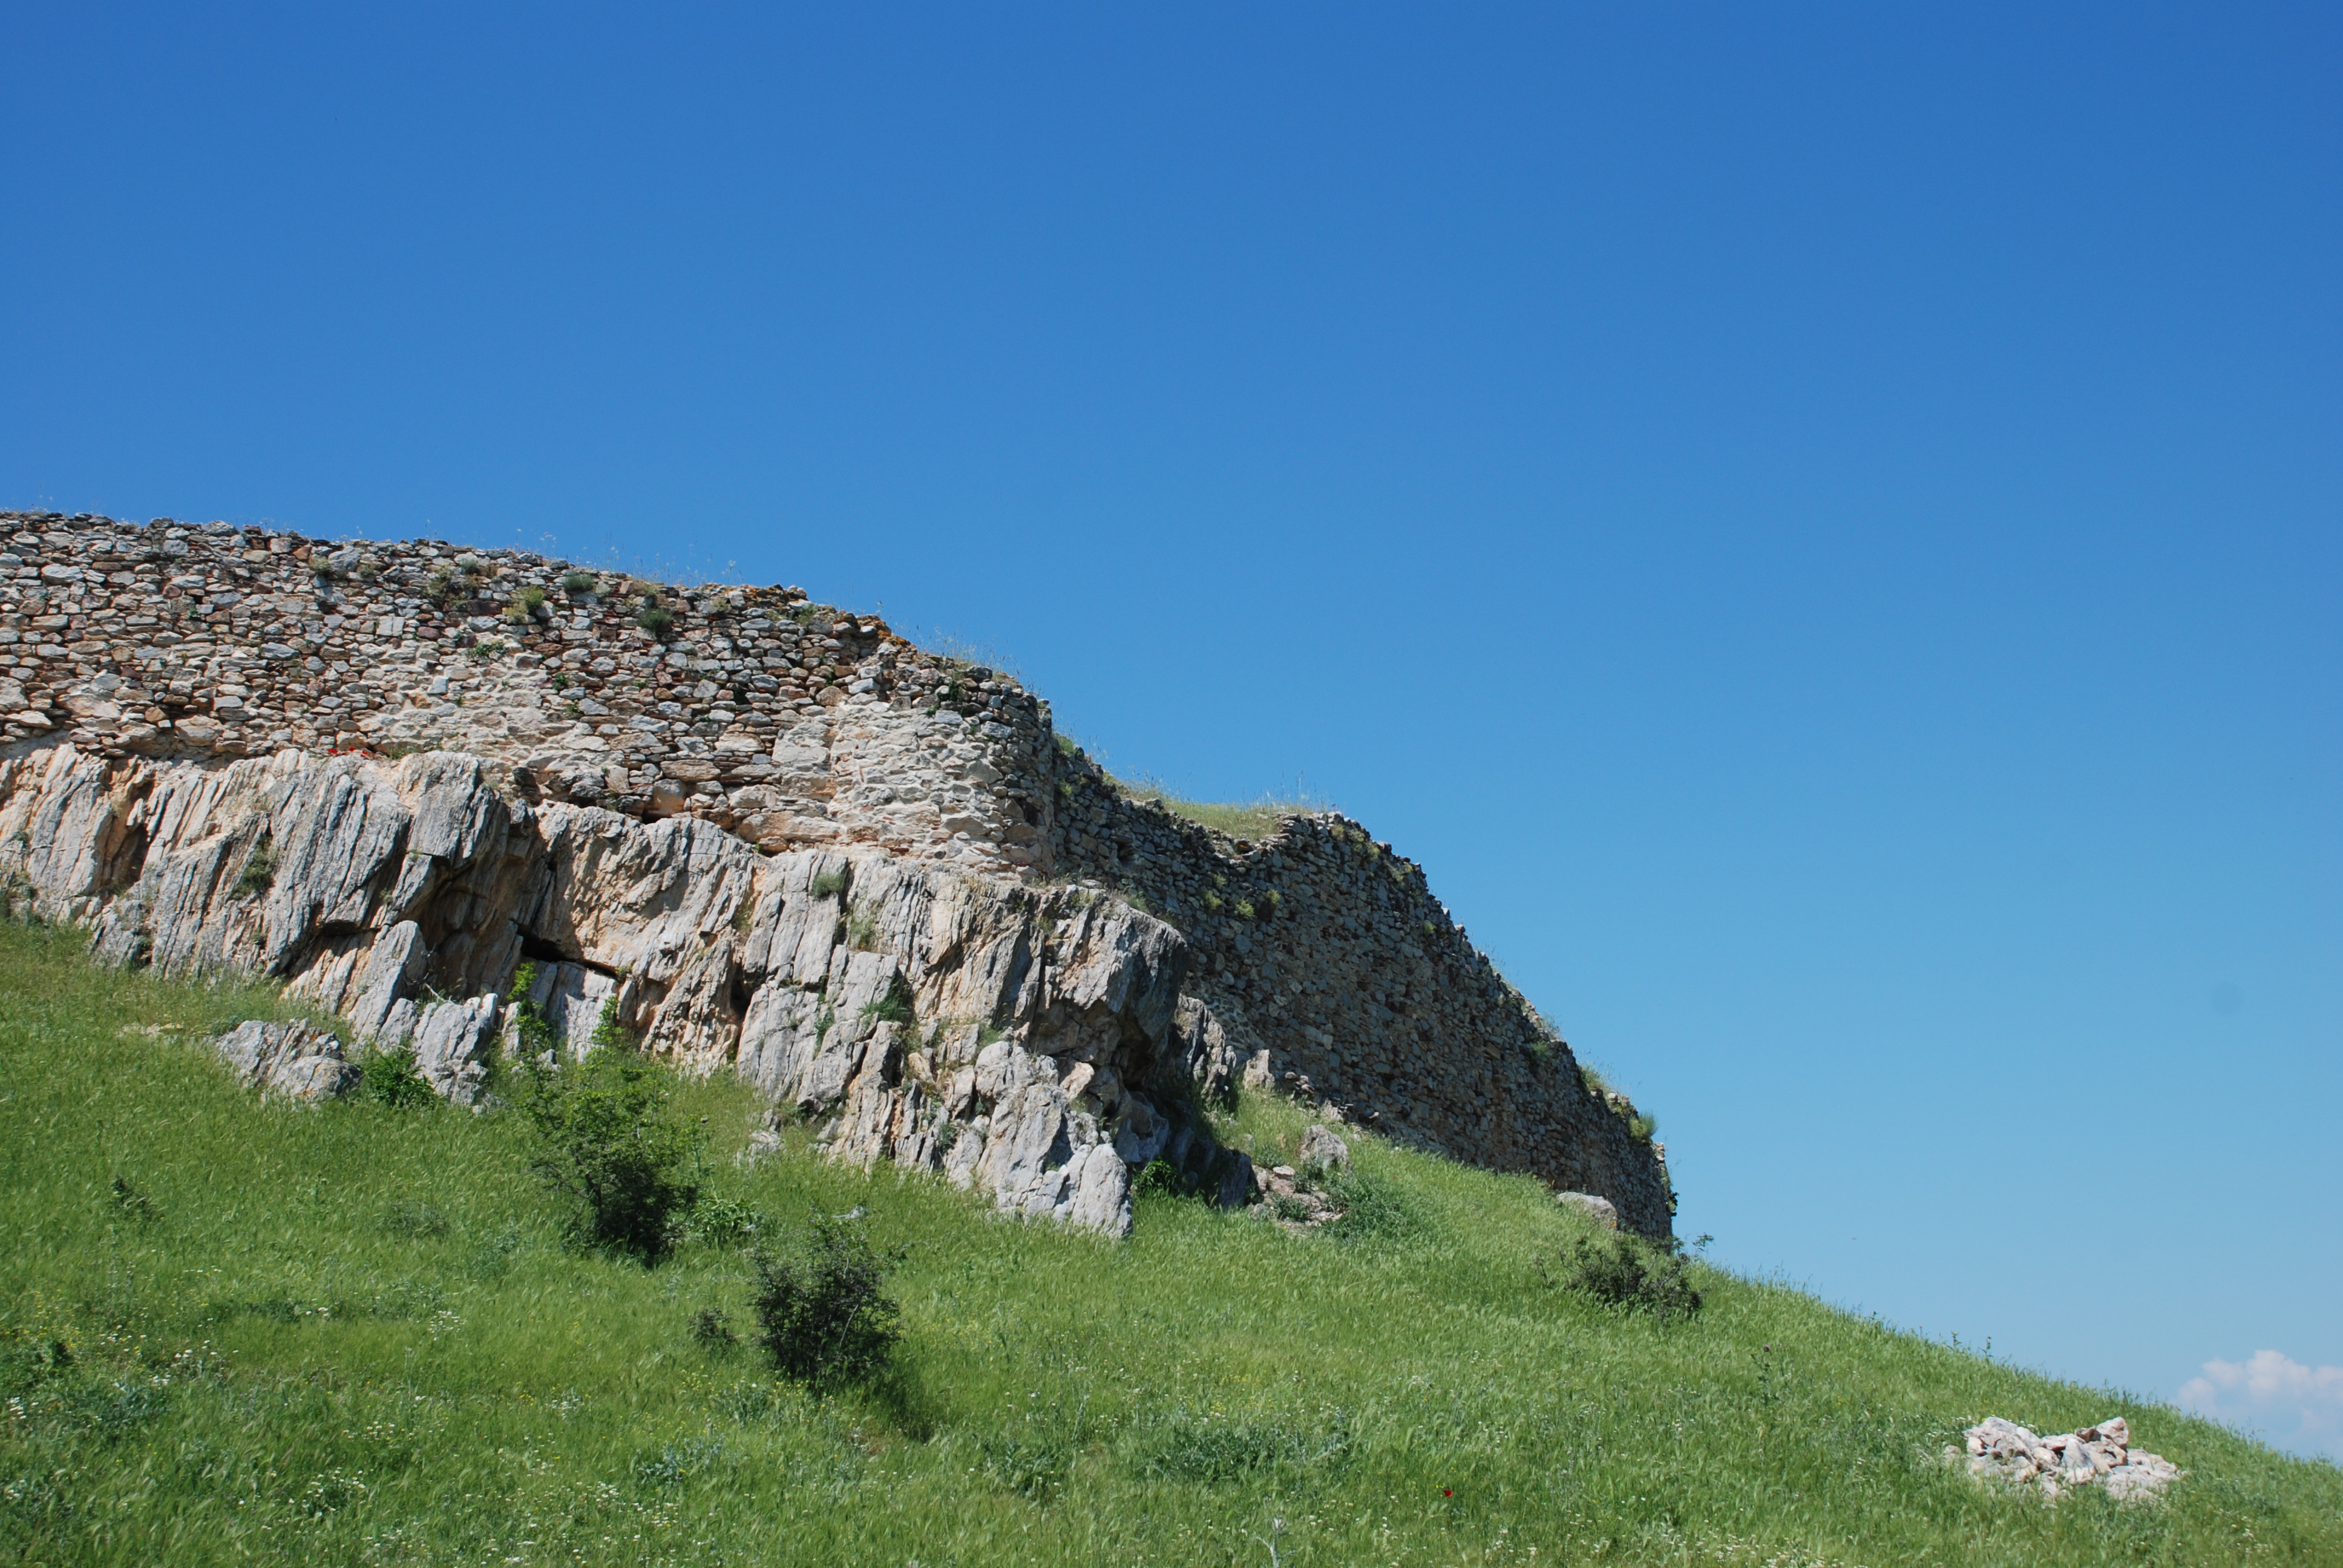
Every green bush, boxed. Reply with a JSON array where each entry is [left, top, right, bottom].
[[560, 569, 598, 594], [691, 1307, 739, 1353], [360, 1045, 433, 1109], [515, 1022, 701, 1264], [506, 961, 559, 1062], [747, 1214, 902, 1391], [1555, 1230, 1703, 1322]]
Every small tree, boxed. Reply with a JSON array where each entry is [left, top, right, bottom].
[[517, 1008, 700, 1264], [749, 1215, 902, 1390]]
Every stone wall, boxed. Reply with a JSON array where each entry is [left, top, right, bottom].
[[0, 508, 1673, 1235], [0, 508, 1057, 875], [1046, 756, 1674, 1234]]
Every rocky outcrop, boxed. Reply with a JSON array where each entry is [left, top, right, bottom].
[[1956, 1417, 2182, 1503], [0, 740, 1233, 1235], [1, 508, 1676, 1235]]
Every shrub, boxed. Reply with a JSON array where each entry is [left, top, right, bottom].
[[692, 1308, 739, 1353], [361, 1045, 434, 1109], [747, 1214, 902, 1391], [810, 867, 848, 900], [1554, 1230, 1703, 1322], [507, 961, 559, 1062], [516, 1027, 702, 1264], [561, 570, 598, 594], [637, 601, 676, 638]]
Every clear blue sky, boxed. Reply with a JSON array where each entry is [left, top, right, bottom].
[[5, 4, 2338, 1457]]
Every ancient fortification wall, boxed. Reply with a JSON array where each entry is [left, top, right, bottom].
[[0, 508, 1673, 1235]]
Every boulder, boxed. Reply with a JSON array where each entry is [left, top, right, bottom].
[[211, 1019, 357, 1103], [1299, 1123, 1351, 1172], [1557, 1191, 1620, 1229]]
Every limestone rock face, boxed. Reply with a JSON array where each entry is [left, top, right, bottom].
[[1, 740, 1225, 1235], [211, 1019, 356, 1103]]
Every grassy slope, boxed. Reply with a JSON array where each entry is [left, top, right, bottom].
[[2, 922, 2336, 1568]]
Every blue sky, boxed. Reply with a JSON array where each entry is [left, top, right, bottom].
[[5, 4, 2338, 1457]]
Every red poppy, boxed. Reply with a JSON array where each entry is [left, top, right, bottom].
[[1443, 1489, 1453, 1497]]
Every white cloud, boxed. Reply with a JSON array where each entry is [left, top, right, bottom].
[[2178, 1351, 2343, 1460]]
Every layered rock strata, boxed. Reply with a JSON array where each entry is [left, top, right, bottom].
[[1, 742, 1245, 1235], [0, 509, 1673, 1235]]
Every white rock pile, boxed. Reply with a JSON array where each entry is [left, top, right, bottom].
[[1957, 1416, 2182, 1503]]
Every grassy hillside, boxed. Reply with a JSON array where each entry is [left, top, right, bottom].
[[2, 921, 2336, 1567]]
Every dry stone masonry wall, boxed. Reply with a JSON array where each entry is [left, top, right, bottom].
[[0, 509, 1673, 1236]]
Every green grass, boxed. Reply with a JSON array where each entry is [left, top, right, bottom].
[[1109, 776, 1329, 843], [2, 920, 2337, 1566]]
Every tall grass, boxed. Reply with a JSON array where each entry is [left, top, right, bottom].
[[2, 920, 2336, 1565]]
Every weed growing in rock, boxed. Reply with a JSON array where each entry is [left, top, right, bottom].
[[506, 961, 559, 1062], [747, 1214, 902, 1391], [810, 867, 848, 900], [859, 980, 914, 1027], [516, 1034, 701, 1264], [234, 840, 275, 898], [560, 569, 598, 594]]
